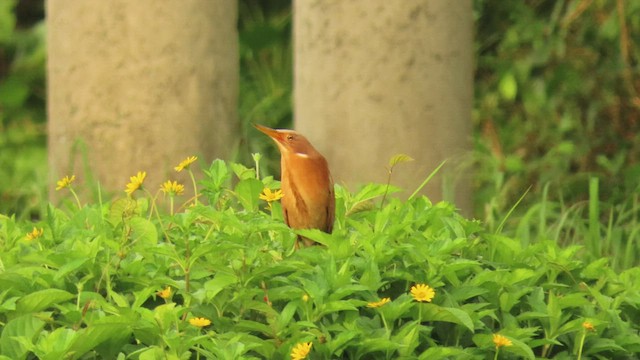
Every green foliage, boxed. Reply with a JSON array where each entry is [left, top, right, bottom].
[[239, 0, 293, 169], [471, 0, 640, 271], [474, 0, 640, 213], [0, 0, 47, 219], [1, 159, 638, 359], [0, 122, 46, 220]]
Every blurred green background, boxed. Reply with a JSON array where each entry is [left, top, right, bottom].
[[2, 1, 640, 268]]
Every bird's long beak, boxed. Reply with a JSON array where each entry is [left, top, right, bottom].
[[254, 124, 285, 143]]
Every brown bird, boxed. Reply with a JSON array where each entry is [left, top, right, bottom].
[[255, 124, 335, 247]]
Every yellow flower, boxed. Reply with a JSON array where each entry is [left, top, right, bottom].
[[410, 284, 435, 302], [175, 156, 198, 172], [259, 188, 284, 202], [56, 175, 76, 190], [290, 342, 312, 360], [189, 317, 211, 328], [492, 334, 513, 348], [302, 294, 310, 302], [157, 287, 172, 299], [160, 180, 185, 196], [366, 297, 391, 308], [26, 227, 44, 241], [582, 321, 595, 331], [125, 171, 146, 195]]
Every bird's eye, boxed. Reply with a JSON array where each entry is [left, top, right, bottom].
[[286, 135, 295, 141]]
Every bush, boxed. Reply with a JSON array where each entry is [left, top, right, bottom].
[[1, 158, 638, 359]]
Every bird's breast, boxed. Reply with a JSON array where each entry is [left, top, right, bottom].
[[281, 155, 333, 231]]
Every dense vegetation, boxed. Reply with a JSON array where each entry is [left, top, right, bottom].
[[2, 160, 639, 359], [1, 0, 639, 359]]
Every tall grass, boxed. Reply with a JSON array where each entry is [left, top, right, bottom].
[[494, 177, 640, 271]]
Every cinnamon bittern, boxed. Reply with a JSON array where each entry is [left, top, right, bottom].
[[255, 124, 335, 247]]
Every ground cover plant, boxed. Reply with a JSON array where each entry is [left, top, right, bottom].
[[1, 157, 638, 359]]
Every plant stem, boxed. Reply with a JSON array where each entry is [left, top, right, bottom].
[[188, 169, 199, 206], [380, 167, 393, 209], [182, 234, 191, 321], [147, 189, 172, 243], [69, 187, 82, 209], [577, 330, 587, 360], [381, 312, 389, 333], [408, 160, 446, 200]]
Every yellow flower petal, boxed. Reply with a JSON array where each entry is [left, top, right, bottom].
[[189, 317, 211, 328], [290, 342, 312, 360], [125, 171, 146, 195], [582, 321, 595, 331], [366, 297, 391, 308], [492, 334, 513, 348], [259, 188, 284, 202], [26, 227, 44, 241], [160, 180, 185, 196], [157, 287, 172, 299], [175, 156, 198, 172], [56, 175, 76, 191], [410, 284, 435, 302]]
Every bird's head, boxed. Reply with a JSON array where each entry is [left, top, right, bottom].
[[254, 124, 320, 158]]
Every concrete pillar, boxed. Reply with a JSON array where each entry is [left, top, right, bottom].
[[294, 0, 473, 213], [48, 1, 238, 199]]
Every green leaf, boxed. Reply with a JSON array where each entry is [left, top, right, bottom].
[[53, 258, 89, 282], [16, 289, 75, 314], [326, 330, 359, 354], [206, 159, 231, 188], [275, 301, 297, 331], [448, 285, 488, 302], [318, 300, 359, 317], [421, 304, 474, 332], [358, 338, 402, 355], [345, 200, 375, 216], [393, 321, 421, 356], [32, 327, 76, 360], [153, 303, 178, 332], [359, 260, 382, 290], [353, 183, 400, 203], [109, 290, 129, 307], [503, 337, 535, 360], [132, 287, 158, 309], [388, 153, 414, 168], [581, 257, 609, 279], [418, 346, 469, 359], [203, 272, 238, 301], [129, 217, 158, 246], [235, 320, 273, 337], [499, 72, 517, 101], [0, 314, 45, 360], [138, 346, 165, 360], [235, 178, 264, 211], [108, 198, 138, 226], [380, 295, 415, 323], [230, 162, 256, 180]]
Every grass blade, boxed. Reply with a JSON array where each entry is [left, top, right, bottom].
[[408, 160, 447, 201]]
